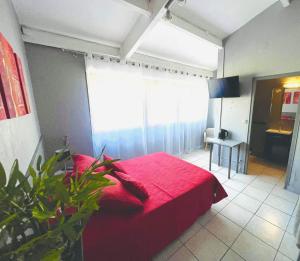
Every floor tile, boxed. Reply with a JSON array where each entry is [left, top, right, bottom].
[[153, 240, 182, 261], [221, 249, 244, 261], [192, 160, 208, 168], [179, 221, 202, 243], [245, 215, 284, 249], [293, 205, 300, 217], [279, 232, 299, 261], [250, 179, 275, 193], [233, 193, 262, 213], [275, 252, 293, 261], [271, 187, 299, 204], [222, 185, 240, 200], [213, 172, 228, 184], [197, 208, 218, 226], [212, 198, 230, 212], [223, 179, 247, 192], [182, 151, 206, 162], [231, 173, 256, 184], [214, 163, 223, 171], [277, 177, 287, 188], [202, 164, 210, 171], [205, 214, 243, 246], [265, 194, 296, 215], [257, 175, 281, 185], [232, 230, 277, 261], [205, 163, 222, 172], [168, 246, 197, 261], [243, 186, 269, 201], [186, 228, 228, 261], [220, 202, 253, 227], [256, 204, 291, 230], [287, 216, 295, 234], [218, 167, 233, 176]]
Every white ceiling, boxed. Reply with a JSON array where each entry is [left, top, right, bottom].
[[138, 20, 219, 70], [12, 0, 279, 70], [171, 0, 278, 39], [12, 0, 140, 45]]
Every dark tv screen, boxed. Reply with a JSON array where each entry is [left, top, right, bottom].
[[208, 76, 240, 98]]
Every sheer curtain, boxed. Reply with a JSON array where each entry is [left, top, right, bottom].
[[85, 56, 209, 159]]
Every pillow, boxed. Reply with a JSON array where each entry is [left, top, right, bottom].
[[100, 175, 143, 212], [114, 171, 149, 201], [103, 154, 127, 173], [72, 154, 106, 176]]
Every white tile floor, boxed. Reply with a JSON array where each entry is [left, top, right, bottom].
[[153, 150, 300, 261]]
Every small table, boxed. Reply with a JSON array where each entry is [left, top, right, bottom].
[[206, 137, 243, 179]]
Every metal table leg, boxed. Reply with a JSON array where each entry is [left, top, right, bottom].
[[228, 147, 232, 179], [218, 145, 221, 166], [236, 144, 240, 173], [209, 143, 213, 171]]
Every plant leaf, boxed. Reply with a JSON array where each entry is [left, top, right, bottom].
[[41, 247, 64, 261], [16, 170, 31, 193], [36, 155, 42, 171], [0, 162, 6, 188], [7, 160, 19, 192], [32, 207, 55, 222], [0, 213, 17, 228], [63, 225, 77, 241], [41, 154, 59, 176]]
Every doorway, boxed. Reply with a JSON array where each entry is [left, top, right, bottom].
[[248, 75, 300, 183]]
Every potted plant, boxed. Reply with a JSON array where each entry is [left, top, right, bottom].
[[0, 150, 114, 261]]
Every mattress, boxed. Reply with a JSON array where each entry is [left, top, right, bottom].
[[83, 152, 227, 261]]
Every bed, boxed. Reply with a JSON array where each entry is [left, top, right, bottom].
[[82, 152, 227, 261]]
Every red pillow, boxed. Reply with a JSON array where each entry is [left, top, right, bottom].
[[103, 154, 126, 173], [114, 171, 149, 201], [100, 175, 143, 212], [72, 154, 106, 175]]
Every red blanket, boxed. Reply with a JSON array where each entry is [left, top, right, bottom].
[[83, 152, 227, 261]]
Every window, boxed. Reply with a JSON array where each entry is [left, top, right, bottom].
[[86, 56, 209, 159]]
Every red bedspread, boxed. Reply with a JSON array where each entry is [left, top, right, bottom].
[[83, 152, 227, 261]]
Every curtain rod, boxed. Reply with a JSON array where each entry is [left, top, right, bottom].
[[60, 49, 211, 79], [91, 54, 210, 79]]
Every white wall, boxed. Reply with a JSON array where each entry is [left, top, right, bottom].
[[0, 0, 41, 174], [25, 44, 93, 158], [217, 0, 300, 190]]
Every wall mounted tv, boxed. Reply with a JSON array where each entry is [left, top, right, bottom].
[[208, 76, 240, 98]]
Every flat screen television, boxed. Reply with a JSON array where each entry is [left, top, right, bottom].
[[208, 76, 240, 98]]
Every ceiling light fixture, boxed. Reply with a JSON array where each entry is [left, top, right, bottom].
[[283, 82, 300, 89]]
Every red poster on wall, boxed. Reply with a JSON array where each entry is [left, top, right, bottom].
[[0, 75, 8, 120], [14, 53, 31, 113], [283, 91, 292, 104], [0, 33, 27, 117], [0, 33, 16, 118], [293, 91, 300, 104]]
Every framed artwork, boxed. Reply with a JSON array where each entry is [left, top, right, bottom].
[[14, 53, 30, 113], [0, 75, 8, 120], [0, 33, 16, 118], [293, 91, 300, 104], [283, 91, 292, 104], [0, 32, 27, 118]]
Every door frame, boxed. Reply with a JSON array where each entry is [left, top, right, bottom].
[[246, 71, 300, 188]]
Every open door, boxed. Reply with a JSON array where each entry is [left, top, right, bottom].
[[248, 76, 300, 184]]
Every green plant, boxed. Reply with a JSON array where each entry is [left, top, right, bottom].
[[0, 151, 114, 261]]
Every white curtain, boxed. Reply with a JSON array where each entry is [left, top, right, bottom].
[[85, 56, 209, 160]]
